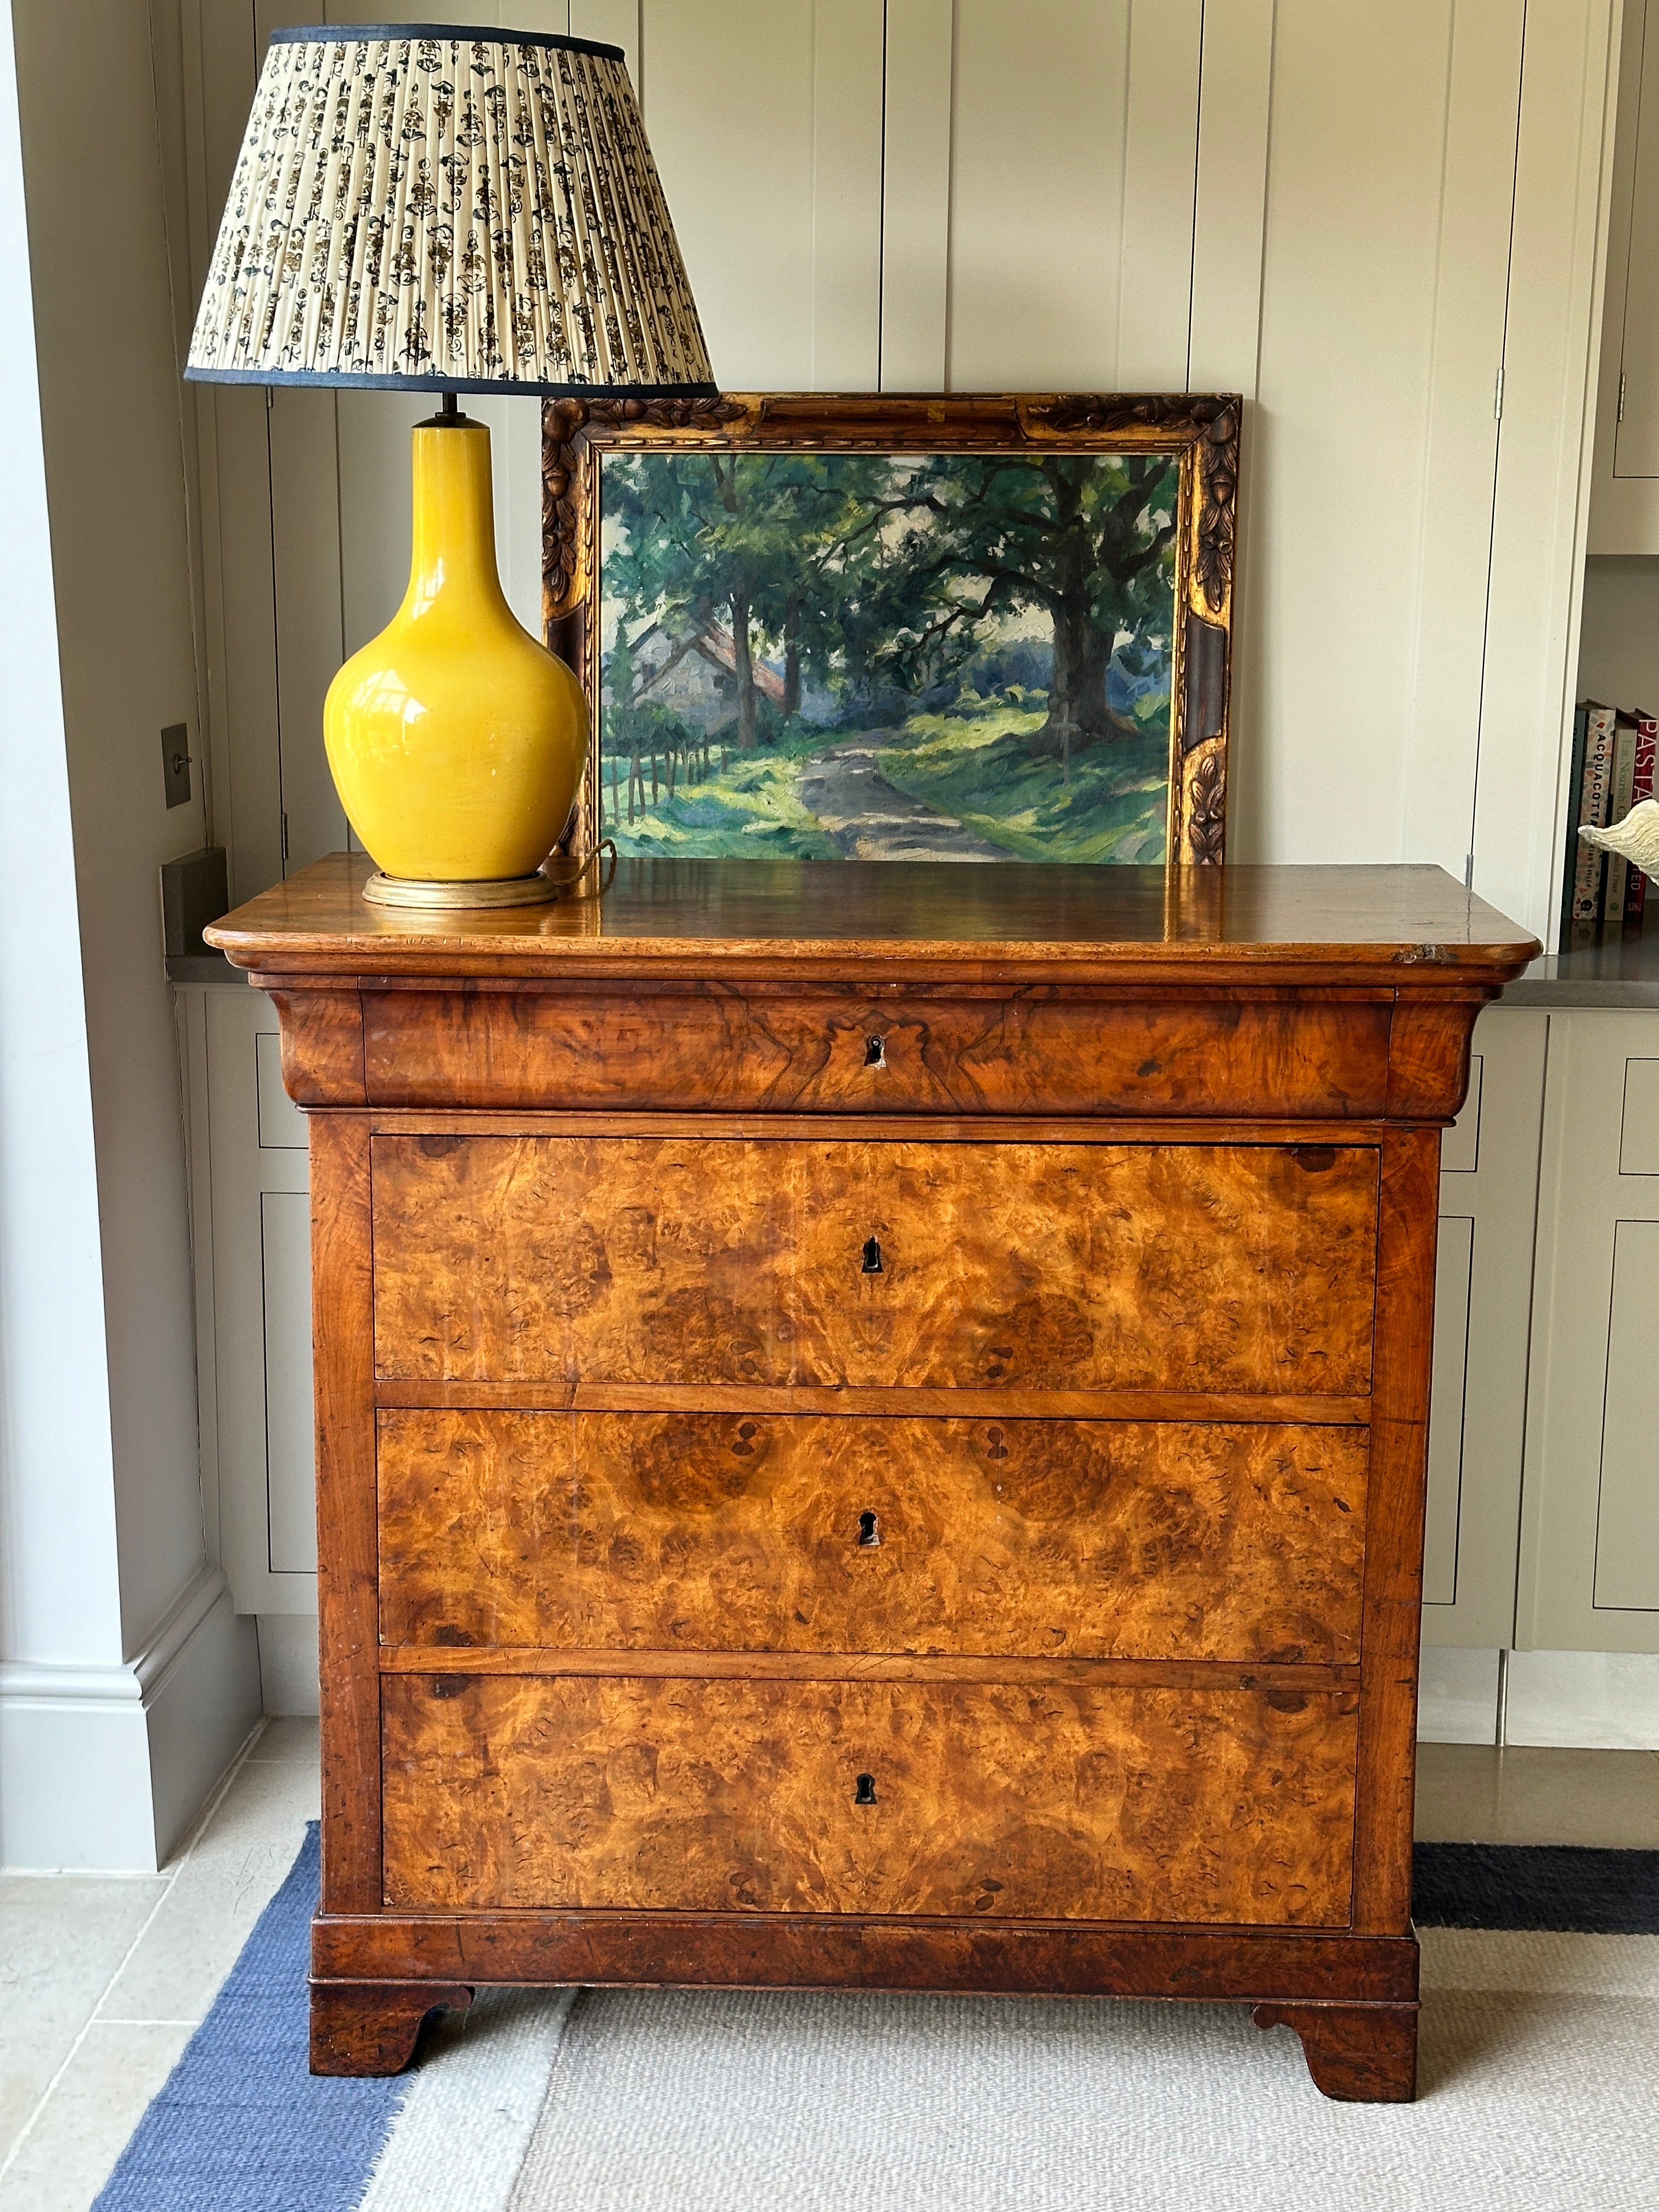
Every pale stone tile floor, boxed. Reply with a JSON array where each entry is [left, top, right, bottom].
[[0, 1718, 319, 2212], [0, 1725, 1652, 2211]]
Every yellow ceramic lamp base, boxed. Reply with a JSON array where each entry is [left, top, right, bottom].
[[324, 417, 588, 894]]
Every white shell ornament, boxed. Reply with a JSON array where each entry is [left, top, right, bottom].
[[1578, 798, 1659, 886]]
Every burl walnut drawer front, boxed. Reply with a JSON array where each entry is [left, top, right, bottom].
[[360, 984, 1395, 1119], [377, 1410, 1369, 1664], [381, 1674, 1358, 1925], [370, 1135, 1378, 1393]]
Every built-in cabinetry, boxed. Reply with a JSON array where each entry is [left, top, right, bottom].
[[174, 974, 317, 1628], [1422, 1009, 1548, 1650], [1591, 0, 1659, 551], [1520, 1011, 1659, 1644], [174, 958, 1659, 1739]]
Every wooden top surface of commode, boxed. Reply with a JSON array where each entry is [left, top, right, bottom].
[[208, 853, 1538, 990]]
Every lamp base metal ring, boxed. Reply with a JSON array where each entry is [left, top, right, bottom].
[[362, 871, 557, 911]]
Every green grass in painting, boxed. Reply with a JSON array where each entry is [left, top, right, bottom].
[[601, 741, 837, 859], [600, 688, 1171, 864], [876, 697, 1170, 864]]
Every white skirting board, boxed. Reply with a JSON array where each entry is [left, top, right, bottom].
[[1504, 1650, 1659, 1748], [1417, 1647, 1503, 1744], [1418, 1645, 1659, 1748], [0, 1567, 262, 1870]]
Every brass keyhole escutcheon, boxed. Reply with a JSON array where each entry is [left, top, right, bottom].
[[861, 1236, 883, 1274], [864, 1034, 886, 1068], [854, 1773, 877, 1805], [857, 1510, 880, 1547]]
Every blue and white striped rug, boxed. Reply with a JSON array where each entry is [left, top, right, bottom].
[[93, 1827, 1659, 2212]]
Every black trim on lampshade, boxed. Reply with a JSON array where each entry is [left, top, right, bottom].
[[267, 24, 625, 61], [183, 365, 720, 399]]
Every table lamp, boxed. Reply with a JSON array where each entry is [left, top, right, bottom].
[[185, 24, 713, 907]]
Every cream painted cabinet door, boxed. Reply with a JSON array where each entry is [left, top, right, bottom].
[[1590, 0, 1659, 551], [202, 988, 318, 1616], [1519, 1010, 1659, 1651], [1423, 1008, 1548, 1648]]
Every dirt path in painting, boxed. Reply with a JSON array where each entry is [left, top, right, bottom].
[[795, 732, 1004, 860]]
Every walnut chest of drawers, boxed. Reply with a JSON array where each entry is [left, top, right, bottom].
[[208, 853, 1537, 2102]]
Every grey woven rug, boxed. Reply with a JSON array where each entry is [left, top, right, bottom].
[[357, 1926, 1659, 2212]]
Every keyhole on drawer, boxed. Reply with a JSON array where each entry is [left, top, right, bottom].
[[864, 1034, 886, 1068], [857, 1509, 880, 1547], [854, 1773, 877, 1805], [861, 1236, 883, 1274]]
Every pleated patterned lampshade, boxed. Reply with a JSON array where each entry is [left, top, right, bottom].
[[185, 22, 714, 394]]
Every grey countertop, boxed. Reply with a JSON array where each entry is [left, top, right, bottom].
[[167, 952, 246, 986], [1504, 927, 1659, 1006], [169, 926, 1659, 1007]]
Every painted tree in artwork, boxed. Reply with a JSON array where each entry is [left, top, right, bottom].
[[603, 452, 894, 743], [602, 446, 1179, 760], [848, 452, 1180, 754]]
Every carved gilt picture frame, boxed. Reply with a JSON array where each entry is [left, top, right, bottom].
[[543, 393, 1238, 865]]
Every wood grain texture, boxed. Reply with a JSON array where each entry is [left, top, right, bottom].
[[1252, 2001, 1418, 2102], [370, 1135, 1380, 1395], [266, 985, 365, 1107], [251, 858, 1522, 2089], [376, 1409, 1369, 1663], [357, 983, 1393, 1119], [309, 1115, 381, 1914], [1352, 1128, 1441, 1934], [206, 853, 1541, 990], [373, 1379, 1374, 1424], [1385, 995, 1484, 1119], [308, 1980, 472, 2076], [380, 1674, 1358, 1925], [376, 1650, 1360, 1691], [312, 1914, 1420, 2005]]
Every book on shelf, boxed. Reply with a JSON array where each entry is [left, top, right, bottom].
[[1570, 700, 1620, 938], [1605, 711, 1640, 922], [1560, 703, 1589, 951], [1562, 699, 1658, 947], [1627, 712, 1658, 925]]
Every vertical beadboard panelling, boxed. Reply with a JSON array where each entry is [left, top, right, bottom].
[[1473, 0, 1621, 943], [1187, 0, 1275, 397], [572, 0, 637, 77], [944, 0, 1129, 390], [336, 391, 428, 663], [199, 1, 286, 901], [1117, 0, 1203, 389], [267, 390, 348, 872], [1187, 0, 1275, 874], [1232, 2, 1471, 866], [881, 0, 954, 388], [641, 2, 819, 386], [812, 0, 885, 388], [1400, 0, 1526, 885]]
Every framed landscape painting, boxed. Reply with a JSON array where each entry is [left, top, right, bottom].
[[542, 393, 1238, 865]]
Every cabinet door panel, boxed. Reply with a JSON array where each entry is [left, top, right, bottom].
[[1520, 1011, 1659, 1651], [1613, 0, 1659, 480], [204, 990, 315, 1614], [261, 1192, 318, 1576], [1592, 1221, 1659, 1611], [1423, 1010, 1546, 1650]]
